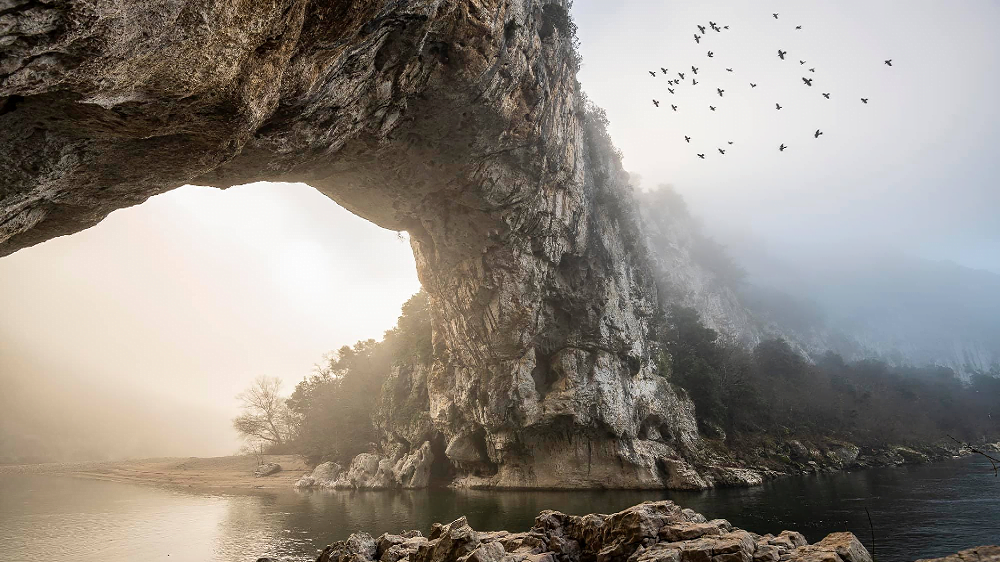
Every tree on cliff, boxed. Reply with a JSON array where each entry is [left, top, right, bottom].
[[232, 375, 295, 451]]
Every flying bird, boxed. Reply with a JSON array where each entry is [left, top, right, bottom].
[[707, 51, 714, 58], [799, 60, 806, 65], [709, 21, 717, 28], [678, 72, 685, 79], [671, 104, 678, 111], [776, 103, 782, 110], [802, 77, 813, 86], [814, 129, 823, 138], [694, 34, 701, 43], [692, 65, 699, 74], [723, 25, 729, 29], [750, 83, 757, 88], [727, 141, 734, 145], [692, 78, 699, 85], [697, 24, 706, 34], [717, 88, 724, 97], [795, 25, 802, 30], [822, 92, 830, 99], [884, 59, 893, 66], [718, 148, 726, 154], [778, 50, 787, 60], [861, 98, 869, 104], [661, 67, 668, 74], [779, 143, 787, 151], [809, 68, 816, 72], [668, 88, 675, 94], [684, 136, 691, 143], [649, 70, 657, 77], [709, 105, 716, 111], [697, 153, 706, 159], [726, 68, 733, 72], [652, 99, 660, 107], [773, 13, 779, 19]]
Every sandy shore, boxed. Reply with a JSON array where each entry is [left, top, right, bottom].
[[0, 454, 311, 492]]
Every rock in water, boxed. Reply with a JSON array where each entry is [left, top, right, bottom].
[[0, 0, 707, 488], [303, 501, 912, 562]]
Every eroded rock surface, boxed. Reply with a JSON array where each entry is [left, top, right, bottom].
[[311, 501, 885, 562], [1, 0, 706, 488]]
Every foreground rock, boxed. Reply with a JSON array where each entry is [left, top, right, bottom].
[[313, 500, 878, 562], [917, 546, 1000, 562]]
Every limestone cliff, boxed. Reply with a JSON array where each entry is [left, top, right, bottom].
[[0, 0, 712, 487]]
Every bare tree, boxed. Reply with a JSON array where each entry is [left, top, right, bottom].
[[233, 376, 293, 450]]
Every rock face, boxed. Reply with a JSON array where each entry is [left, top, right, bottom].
[[312, 500, 881, 562], [295, 442, 434, 489], [0, 0, 706, 487]]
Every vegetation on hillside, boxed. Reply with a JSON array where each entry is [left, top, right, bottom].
[[656, 302, 1000, 447]]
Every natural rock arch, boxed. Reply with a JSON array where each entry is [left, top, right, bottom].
[[1, 0, 709, 487]]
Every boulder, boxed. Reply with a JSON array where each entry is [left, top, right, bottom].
[[916, 546, 1000, 562], [253, 462, 281, 477], [811, 533, 872, 562]]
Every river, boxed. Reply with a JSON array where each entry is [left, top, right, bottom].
[[1, 456, 997, 562]]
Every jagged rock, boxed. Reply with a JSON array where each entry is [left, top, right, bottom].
[[810, 533, 871, 562], [310, 500, 995, 562], [253, 462, 281, 477], [0, 0, 711, 490], [318, 532, 379, 562], [827, 444, 860, 468], [916, 546, 1000, 562], [295, 461, 344, 489]]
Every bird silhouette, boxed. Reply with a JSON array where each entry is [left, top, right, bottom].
[[778, 50, 787, 60], [802, 77, 813, 86], [717, 88, 724, 97], [861, 98, 869, 104], [692, 78, 699, 85], [668, 88, 675, 94], [707, 51, 714, 58], [750, 83, 757, 88], [718, 148, 726, 154], [814, 129, 823, 138], [697, 154, 706, 159], [795, 25, 802, 30], [822, 92, 830, 99], [728, 141, 734, 145], [678, 72, 685, 79], [779, 143, 787, 151], [661, 67, 668, 74], [649, 71, 656, 77], [685, 136, 691, 143], [723, 25, 729, 29], [652, 99, 660, 107], [709, 20, 717, 28], [809, 68, 816, 73], [709, 105, 716, 111], [697, 24, 706, 34], [799, 60, 806, 65], [773, 13, 779, 19], [692, 66, 699, 74], [713, 25, 721, 33], [776, 103, 782, 110], [671, 104, 678, 111], [726, 68, 733, 72], [694, 34, 701, 43], [884, 59, 893, 66]]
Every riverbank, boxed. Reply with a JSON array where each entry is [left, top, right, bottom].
[[0, 454, 308, 492]]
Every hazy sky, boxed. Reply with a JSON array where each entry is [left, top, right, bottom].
[[2, 2, 998, 459], [0, 183, 420, 457], [573, 0, 1000, 273]]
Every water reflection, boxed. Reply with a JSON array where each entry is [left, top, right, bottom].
[[1, 457, 997, 562]]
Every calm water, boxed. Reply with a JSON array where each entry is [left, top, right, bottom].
[[1, 457, 998, 562]]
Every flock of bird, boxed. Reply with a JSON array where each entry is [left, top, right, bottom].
[[648, 13, 893, 159]]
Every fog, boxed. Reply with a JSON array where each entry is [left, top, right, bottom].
[[2, 2, 999, 462], [0, 183, 420, 462], [573, 0, 1000, 273]]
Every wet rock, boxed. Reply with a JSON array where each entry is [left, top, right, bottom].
[[318, 532, 378, 562], [810, 533, 871, 562], [295, 461, 344, 489], [916, 546, 1000, 562]]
